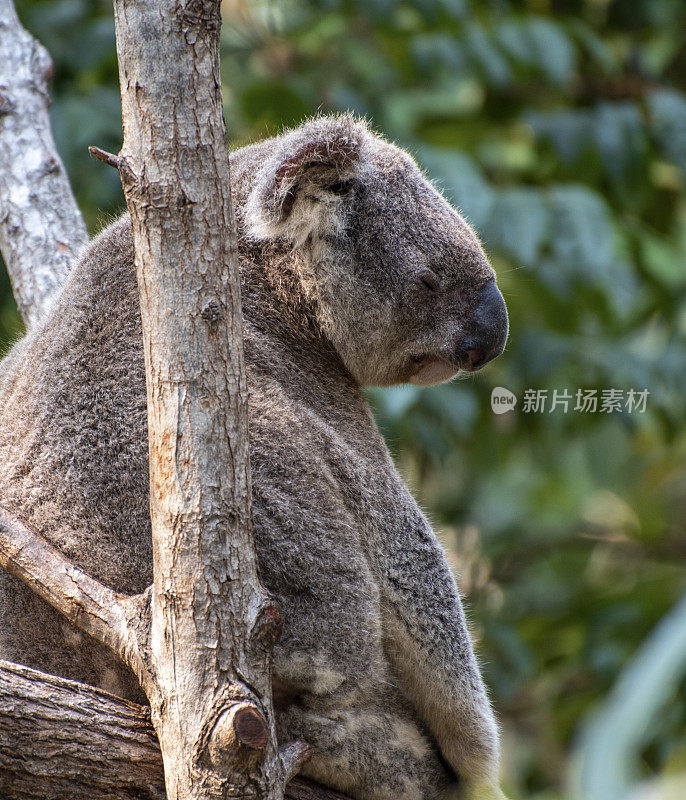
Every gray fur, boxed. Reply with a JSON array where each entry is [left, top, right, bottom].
[[0, 116, 505, 799]]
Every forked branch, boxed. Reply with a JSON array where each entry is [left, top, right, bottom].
[[0, 507, 149, 690], [0, 503, 344, 798]]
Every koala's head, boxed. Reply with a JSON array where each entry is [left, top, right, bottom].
[[245, 116, 508, 387]]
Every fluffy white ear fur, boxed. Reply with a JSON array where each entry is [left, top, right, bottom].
[[245, 115, 368, 246]]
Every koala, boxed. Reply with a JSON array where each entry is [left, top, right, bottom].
[[0, 116, 508, 800]]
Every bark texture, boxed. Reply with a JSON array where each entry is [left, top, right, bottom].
[[0, 0, 88, 326], [0, 507, 149, 680], [0, 660, 165, 800], [0, 660, 349, 800]]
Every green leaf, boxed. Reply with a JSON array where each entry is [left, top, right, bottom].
[[576, 593, 686, 800], [639, 229, 686, 289], [566, 18, 620, 75], [548, 185, 614, 277], [382, 79, 484, 138], [409, 33, 467, 75], [527, 109, 594, 164], [463, 21, 512, 87], [494, 18, 534, 64], [240, 82, 310, 128], [593, 102, 647, 186]]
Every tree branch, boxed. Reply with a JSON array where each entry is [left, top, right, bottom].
[[88, 145, 121, 170], [0, 0, 88, 326], [0, 660, 350, 800], [0, 659, 165, 800], [0, 507, 149, 684], [0, 505, 341, 797]]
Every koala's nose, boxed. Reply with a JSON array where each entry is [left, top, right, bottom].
[[455, 280, 508, 371]]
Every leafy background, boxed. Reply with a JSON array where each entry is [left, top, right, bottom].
[[2, 1, 686, 798]]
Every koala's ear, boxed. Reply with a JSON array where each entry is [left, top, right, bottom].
[[245, 116, 366, 244]]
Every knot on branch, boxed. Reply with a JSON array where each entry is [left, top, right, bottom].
[[207, 701, 268, 771], [250, 602, 284, 657], [30, 39, 53, 89], [0, 87, 15, 116], [230, 704, 269, 750], [201, 299, 224, 324]]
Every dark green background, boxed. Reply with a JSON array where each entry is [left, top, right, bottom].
[[2, 1, 686, 797]]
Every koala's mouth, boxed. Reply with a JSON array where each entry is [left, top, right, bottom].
[[408, 355, 460, 386]]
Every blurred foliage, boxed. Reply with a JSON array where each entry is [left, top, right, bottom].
[[2, 0, 686, 797], [577, 592, 686, 800]]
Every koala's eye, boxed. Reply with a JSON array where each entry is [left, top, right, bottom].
[[326, 179, 354, 196], [416, 269, 440, 295]]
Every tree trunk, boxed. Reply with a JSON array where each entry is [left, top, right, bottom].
[[0, 0, 88, 326], [110, 1, 302, 796]]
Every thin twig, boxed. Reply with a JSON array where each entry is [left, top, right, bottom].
[[88, 145, 121, 169]]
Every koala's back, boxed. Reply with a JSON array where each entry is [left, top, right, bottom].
[[0, 219, 452, 797], [0, 219, 151, 582]]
